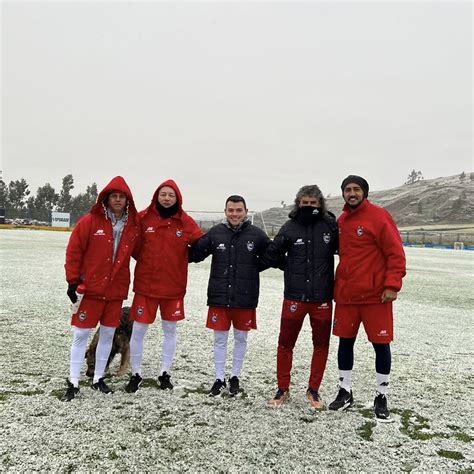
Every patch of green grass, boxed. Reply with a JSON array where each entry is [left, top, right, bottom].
[[401, 462, 419, 472], [182, 385, 210, 396], [357, 421, 376, 441], [194, 421, 208, 427], [21, 389, 45, 396], [0, 392, 11, 402], [142, 378, 159, 389], [393, 408, 436, 440], [437, 449, 464, 460], [51, 388, 66, 400], [358, 408, 374, 419], [454, 432, 473, 443], [108, 451, 119, 460]]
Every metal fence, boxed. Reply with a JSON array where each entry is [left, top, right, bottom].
[[399, 231, 474, 247]]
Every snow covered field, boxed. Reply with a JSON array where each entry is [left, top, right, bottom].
[[0, 229, 472, 472]]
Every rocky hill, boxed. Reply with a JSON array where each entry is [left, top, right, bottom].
[[257, 173, 473, 231]]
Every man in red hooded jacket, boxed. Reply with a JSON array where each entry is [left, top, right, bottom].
[[62, 176, 139, 401], [329, 175, 406, 422], [125, 180, 203, 393]]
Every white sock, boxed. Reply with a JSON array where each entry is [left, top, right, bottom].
[[376, 372, 390, 395], [231, 329, 248, 378], [129, 321, 149, 375], [213, 330, 229, 381], [70, 327, 92, 386], [338, 370, 352, 392], [93, 325, 116, 383], [160, 320, 177, 376]]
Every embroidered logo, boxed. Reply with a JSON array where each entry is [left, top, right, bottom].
[[176, 230, 183, 238], [216, 243, 226, 251], [323, 233, 331, 244], [245, 319, 252, 326], [290, 303, 298, 313], [137, 306, 144, 317], [357, 226, 364, 236], [318, 302, 329, 309], [173, 309, 182, 316], [246, 241, 255, 252], [145, 227, 155, 233], [78, 312, 86, 322], [94, 229, 105, 236], [377, 329, 388, 337], [211, 313, 218, 323], [294, 238, 304, 246]]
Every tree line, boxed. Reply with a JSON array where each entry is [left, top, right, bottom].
[[0, 174, 98, 224]]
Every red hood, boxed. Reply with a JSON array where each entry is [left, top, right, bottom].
[[146, 179, 183, 215], [91, 176, 137, 219]]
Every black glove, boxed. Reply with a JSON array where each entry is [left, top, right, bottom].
[[67, 283, 78, 304]]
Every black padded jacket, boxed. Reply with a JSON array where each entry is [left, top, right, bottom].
[[262, 212, 338, 303], [189, 220, 270, 308]]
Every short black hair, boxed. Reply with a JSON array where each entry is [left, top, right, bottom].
[[225, 195, 247, 210]]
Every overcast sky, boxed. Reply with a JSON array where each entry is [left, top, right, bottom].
[[2, 1, 472, 212]]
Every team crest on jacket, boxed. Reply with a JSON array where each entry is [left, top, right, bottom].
[[137, 306, 144, 317], [176, 230, 183, 237], [216, 243, 226, 251], [145, 226, 155, 233], [78, 312, 86, 322], [246, 241, 255, 252], [94, 229, 105, 236], [290, 303, 298, 313], [357, 226, 364, 236], [323, 233, 331, 244]]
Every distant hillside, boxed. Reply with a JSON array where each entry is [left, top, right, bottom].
[[257, 173, 473, 231]]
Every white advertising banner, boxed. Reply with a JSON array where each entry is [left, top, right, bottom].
[[51, 211, 70, 227]]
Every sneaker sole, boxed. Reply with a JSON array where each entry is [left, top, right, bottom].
[[375, 415, 394, 423]]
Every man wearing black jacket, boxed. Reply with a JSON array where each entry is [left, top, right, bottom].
[[263, 185, 338, 408], [190, 195, 270, 397]]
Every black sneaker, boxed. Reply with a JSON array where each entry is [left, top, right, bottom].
[[91, 377, 113, 394], [229, 376, 240, 396], [374, 392, 392, 422], [328, 387, 354, 411], [209, 379, 226, 397], [125, 373, 143, 393], [158, 371, 173, 390], [61, 379, 79, 402]]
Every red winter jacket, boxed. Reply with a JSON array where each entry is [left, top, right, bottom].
[[334, 199, 406, 304], [133, 179, 203, 299], [65, 176, 140, 301]]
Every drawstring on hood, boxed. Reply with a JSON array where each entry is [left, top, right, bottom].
[[91, 176, 138, 225]]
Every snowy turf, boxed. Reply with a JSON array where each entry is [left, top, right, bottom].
[[0, 229, 472, 471]]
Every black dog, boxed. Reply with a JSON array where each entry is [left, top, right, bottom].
[[85, 307, 133, 377]]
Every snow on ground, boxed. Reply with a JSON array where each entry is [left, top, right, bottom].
[[0, 229, 472, 472]]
